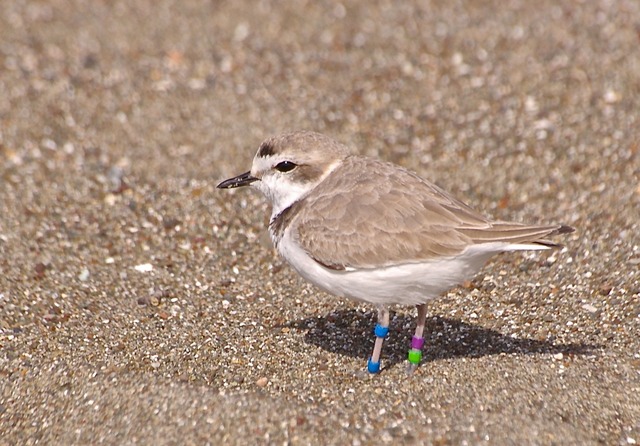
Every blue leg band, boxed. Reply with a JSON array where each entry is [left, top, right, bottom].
[[367, 358, 381, 373], [374, 324, 389, 338]]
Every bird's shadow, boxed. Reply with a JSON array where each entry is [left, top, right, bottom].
[[278, 309, 598, 369]]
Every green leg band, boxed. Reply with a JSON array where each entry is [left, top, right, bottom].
[[408, 348, 422, 365]]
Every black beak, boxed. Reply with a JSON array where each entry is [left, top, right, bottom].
[[217, 171, 259, 189]]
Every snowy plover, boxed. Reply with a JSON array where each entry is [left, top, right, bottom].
[[218, 131, 574, 373]]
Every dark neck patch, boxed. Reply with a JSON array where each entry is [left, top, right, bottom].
[[269, 199, 347, 271], [257, 141, 275, 158], [269, 200, 303, 242]]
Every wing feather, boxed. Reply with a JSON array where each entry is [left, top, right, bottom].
[[287, 156, 571, 270]]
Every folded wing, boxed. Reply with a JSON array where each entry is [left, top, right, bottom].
[[287, 156, 572, 270]]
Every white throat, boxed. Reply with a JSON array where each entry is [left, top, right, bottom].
[[255, 175, 310, 221]]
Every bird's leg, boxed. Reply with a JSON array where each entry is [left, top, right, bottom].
[[367, 306, 390, 373], [407, 304, 428, 374]]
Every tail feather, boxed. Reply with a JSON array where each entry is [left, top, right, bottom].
[[459, 222, 575, 249]]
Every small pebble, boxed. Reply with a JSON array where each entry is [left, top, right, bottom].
[[134, 263, 153, 273], [78, 268, 90, 282]]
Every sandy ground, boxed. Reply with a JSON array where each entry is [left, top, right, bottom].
[[1, 1, 639, 444]]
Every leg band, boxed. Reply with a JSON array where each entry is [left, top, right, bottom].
[[367, 358, 381, 373], [408, 349, 422, 365], [374, 324, 389, 338], [408, 336, 424, 365], [411, 336, 425, 350]]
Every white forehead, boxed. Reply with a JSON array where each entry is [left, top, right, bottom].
[[250, 152, 291, 177]]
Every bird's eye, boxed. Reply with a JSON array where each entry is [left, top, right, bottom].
[[274, 161, 297, 173]]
